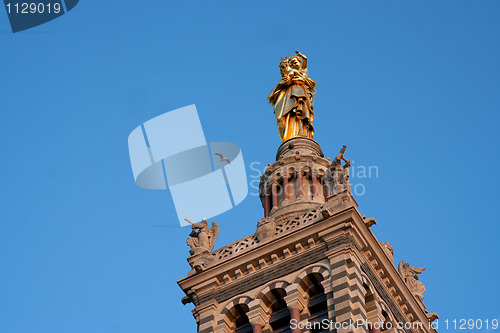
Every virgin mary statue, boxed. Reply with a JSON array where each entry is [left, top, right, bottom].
[[267, 51, 317, 142]]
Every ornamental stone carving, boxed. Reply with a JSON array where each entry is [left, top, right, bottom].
[[186, 218, 219, 255], [256, 217, 276, 242], [329, 145, 351, 194], [185, 218, 219, 273], [398, 260, 426, 300], [380, 241, 394, 264]]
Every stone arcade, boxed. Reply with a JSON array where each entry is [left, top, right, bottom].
[[177, 52, 438, 333]]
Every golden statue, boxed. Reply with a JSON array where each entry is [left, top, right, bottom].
[[268, 51, 317, 142]]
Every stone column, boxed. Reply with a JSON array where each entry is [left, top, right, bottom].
[[271, 178, 279, 211], [311, 172, 318, 197], [290, 308, 300, 333], [252, 323, 262, 333], [284, 286, 308, 333], [302, 170, 312, 200], [282, 173, 290, 205], [312, 172, 324, 202], [297, 170, 304, 200], [323, 179, 331, 198], [265, 192, 271, 217], [247, 301, 268, 333]]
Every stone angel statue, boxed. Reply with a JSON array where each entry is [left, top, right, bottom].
[[268, 51, 317, 142], [330, 145, 351, 194], [398, 260, 426, 300], [185, 218, 219, 255]]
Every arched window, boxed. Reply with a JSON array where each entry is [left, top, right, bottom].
[[380, 307, 397, 333], [263, 288, 291, 332], [234, 304, 252, 333], [223, 303, 252, 333], [300, 273, 328, 333]]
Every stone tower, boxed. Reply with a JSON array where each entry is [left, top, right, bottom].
[[177, 52, 438, 333]]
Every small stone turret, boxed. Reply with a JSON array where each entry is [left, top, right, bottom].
[[258, 137, 338, 219]]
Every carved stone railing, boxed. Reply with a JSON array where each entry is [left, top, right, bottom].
[[213, 234, 260, 261], [209, 191, 355, 266], [274, 208, 321, 235], [212, 207, 322, 261]]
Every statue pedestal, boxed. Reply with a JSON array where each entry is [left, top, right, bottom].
[[259, 137, 332, 219], [276, 137, 323, 160], [187, 250, 214, 273]]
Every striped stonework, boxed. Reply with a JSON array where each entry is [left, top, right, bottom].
[[178, 138, 439, 333], [328, 253, 368, 333]]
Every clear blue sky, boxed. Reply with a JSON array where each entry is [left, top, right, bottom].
[[1, 1, 499, 332]]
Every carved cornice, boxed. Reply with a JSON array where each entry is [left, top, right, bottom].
[[209, 191, 356, 266], [195, 235, 358, 306], [178, 191, 357, 291]]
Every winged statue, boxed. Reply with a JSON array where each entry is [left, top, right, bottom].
[[185, 218, 219, 255], [398, 260, 426, 300]]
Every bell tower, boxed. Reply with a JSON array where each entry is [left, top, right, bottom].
[[177, 52, 439, 333]]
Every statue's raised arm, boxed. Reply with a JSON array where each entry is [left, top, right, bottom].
[[186, 218, 219, 255], [295, 51, 307, 69], [410, 265, 425, 275], [398, 260, 427, 300]]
